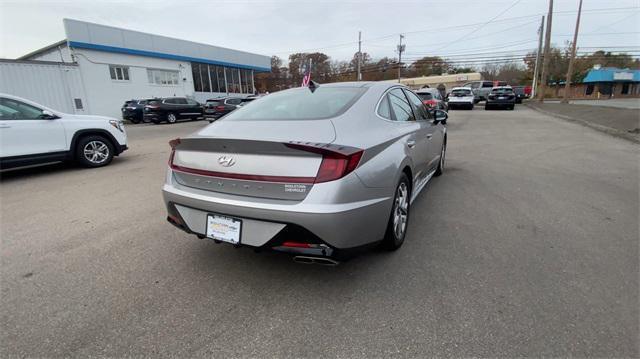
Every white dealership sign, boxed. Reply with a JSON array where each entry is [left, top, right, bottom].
[[613, 72, 633, 81]]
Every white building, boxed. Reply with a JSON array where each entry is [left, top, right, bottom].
[[1, 18, 270, 118]]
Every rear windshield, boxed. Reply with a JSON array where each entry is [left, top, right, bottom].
[[491, 88, 514, 94], [223, 87, 366, 121], [451, 89, 472, 96], [148, 100, 161, 106], [206, 100, 223, 106], [417, 93, 433, 101]]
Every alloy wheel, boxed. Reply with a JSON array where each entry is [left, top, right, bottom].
[[83, 140, 110, 164], [393, 182, 409, 239], [167, 113, 177, 123]]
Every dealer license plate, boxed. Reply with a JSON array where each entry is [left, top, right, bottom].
[[206, 214, 241, 244]]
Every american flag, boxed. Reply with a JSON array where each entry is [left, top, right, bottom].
[[301, 59, 312, 87]]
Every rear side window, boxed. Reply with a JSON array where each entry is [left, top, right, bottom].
[[388, 88, 415, 122], [174, 98, 188, 105], [417, 93, 433, 101], [223, 86, 366, 121], [377, 94, 391, 119], [492, 88, 513, 94], [452, 89, 472, 96]]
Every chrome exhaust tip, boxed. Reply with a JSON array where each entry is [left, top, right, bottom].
[[293, 256, 339, 266]]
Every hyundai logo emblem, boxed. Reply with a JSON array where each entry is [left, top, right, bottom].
[[218, 156, 236, 167]]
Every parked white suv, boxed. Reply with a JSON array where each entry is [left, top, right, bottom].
[[0, 93, 128, 170]]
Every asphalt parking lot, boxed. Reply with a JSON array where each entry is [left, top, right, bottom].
[[1, 105, 638, 357]]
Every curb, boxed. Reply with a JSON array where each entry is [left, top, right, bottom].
[[524, 103, 639, 144]]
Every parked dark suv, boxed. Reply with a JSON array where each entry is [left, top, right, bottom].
[[203, 97, 243, 122], [143, 97, 203, 124], [485, 86, 516, 110], [121, 99, 154, 123]]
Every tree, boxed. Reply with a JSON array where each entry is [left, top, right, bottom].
[[288, 52, 331, 85], [255, 55, 286, 93], [407, 56, 451, 77]]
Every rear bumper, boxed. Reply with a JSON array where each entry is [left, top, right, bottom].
[[162, 172, 393, 251], [486, 99, 515, 106], [448, 100, 474, 106]]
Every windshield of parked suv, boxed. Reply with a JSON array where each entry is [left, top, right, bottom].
[[223, 87, 366, 120], [451, 89, 472, 96], [417, 93, 433, 101]]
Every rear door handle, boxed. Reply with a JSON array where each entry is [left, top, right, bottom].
[[426, 134, 433, 139], [407, 140, 416, 148]]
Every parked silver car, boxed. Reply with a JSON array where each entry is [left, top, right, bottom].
[[162, 82, 447, 263]]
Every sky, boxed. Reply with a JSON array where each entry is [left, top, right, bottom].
[[1, 0, 639, 66]]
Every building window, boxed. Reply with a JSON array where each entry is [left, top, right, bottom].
[[217, 66, 226, 93], [191, 62, 256, 94], [109, 65, 129, 81], [147, 69, 179, 85], [191, 63, 202, 91], [585, 84, 594, 95], [621, 83, 630, 95]]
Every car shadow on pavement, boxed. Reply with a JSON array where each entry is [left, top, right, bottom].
[[0, 156, 133, 183]]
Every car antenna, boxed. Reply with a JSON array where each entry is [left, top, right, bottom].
[[308, 80, 320, 93]]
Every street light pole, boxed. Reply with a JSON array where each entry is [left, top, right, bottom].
[[397, 34, 405, 82], [562, 0, 583, 103], [357, 31, 362, 81], [532, 15, 544, 99], [538, 0, 554, 102]]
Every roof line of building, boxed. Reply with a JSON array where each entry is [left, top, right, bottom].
[[17, 40, 67, 60], [66, 41, 270, 72], [0, 58, 77, 66]]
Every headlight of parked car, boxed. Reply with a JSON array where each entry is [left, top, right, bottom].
[[109, 119, 125, 133]]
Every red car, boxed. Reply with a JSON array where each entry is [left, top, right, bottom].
[[415, 88, 447, 111]]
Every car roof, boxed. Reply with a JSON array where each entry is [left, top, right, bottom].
[[415, 88, 439, 93], [492, 86, 513, 89], [451, 87, 473, 90]]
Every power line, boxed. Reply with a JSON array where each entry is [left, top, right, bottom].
[[432, 0, 525, 52], [271, 6, 640, 56]]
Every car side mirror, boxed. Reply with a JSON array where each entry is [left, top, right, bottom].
[[433, 109, 448, 124], [40, 110, 59, 120]]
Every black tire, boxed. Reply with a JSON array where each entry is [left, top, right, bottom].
[[469, 104, 474, 110], [434, 138, 446, 177], [485, 104, 491, 110], [509, 105, 515, 110], [75, 135, 114, 168], [381, 173, 411, 251], [129, 117, 141, 124], [166, 112, 178, 124]]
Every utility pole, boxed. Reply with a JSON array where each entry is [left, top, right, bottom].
[[357, 31, 362, 81], [532, 15, 544, 99], [538, 0, 554, 102], [562, 0, 583, 103], [397, 34, 405, 82]]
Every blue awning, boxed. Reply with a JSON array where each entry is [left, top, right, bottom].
[[583, 68, 640, 83]]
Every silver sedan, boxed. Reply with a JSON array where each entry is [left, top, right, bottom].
[[162, 82, 447, 264]]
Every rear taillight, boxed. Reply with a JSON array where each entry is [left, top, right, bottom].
[[168, 138, 180, 165], [286, 143, 363, 183], [215, 106, 226, 111]]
